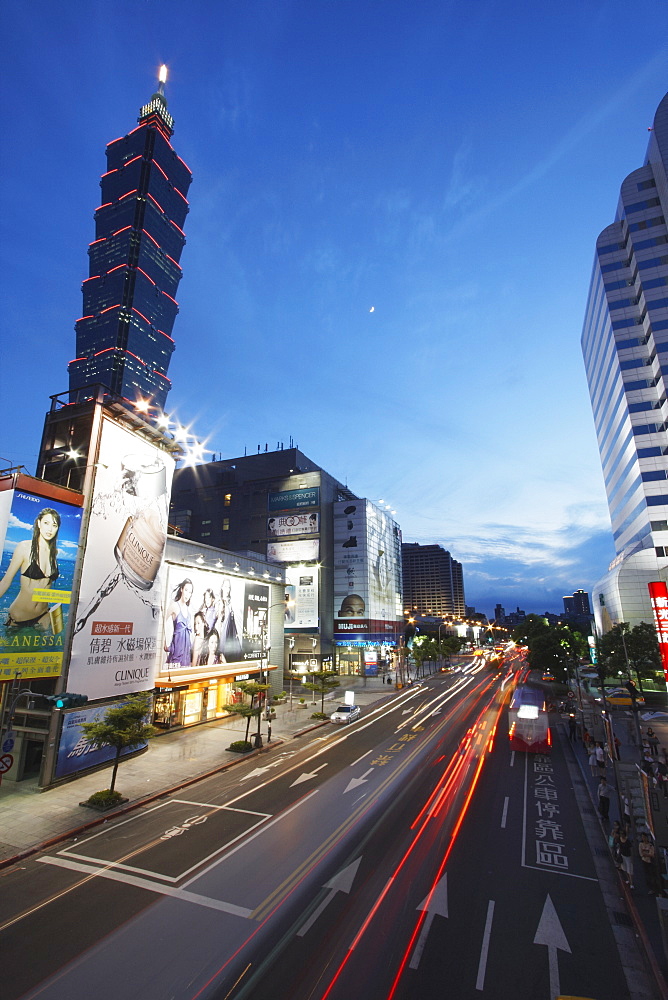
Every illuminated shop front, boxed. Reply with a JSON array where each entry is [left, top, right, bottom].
[[154, 664, 276, 729]]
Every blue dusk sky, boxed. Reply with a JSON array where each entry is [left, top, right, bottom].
[[1, 1, 667, 619]]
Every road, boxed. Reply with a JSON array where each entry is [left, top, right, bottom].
[[0, 662, 638, 1000]]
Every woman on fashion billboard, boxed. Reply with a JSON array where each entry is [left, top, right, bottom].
[[0, 507, 61, 631]]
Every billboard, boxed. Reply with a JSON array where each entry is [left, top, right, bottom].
[[158, 564, 269, 677], [267, 512, 319, 537], [267, 538, 319, 564], [333, 499, 402, 638], [68, 418, 175, 700], [55, 701, 148, 779], [284, 565, 318, 629], [268, 487, 319, 511], [648, 581, 668, 684], [0, 488, 83, 679]]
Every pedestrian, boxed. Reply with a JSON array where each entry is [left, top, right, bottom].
[[595, 741, 606, 772], [614, 734, 621, 760], [619, 830, 634, 888], [582, 728, 592, 749], [657, 759, 668, 798], [598, 776, 613, 822], [622, 794, 632, 830], [641, 754, 655, 779], [588, 745, 599, 778], [647, 728, 660, 757], [639, 833, 662, 895], [568, 714, 577, 742], [609, 822, 623, 869]]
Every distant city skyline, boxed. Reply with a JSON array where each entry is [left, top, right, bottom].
[[1, 2, 667, 616]]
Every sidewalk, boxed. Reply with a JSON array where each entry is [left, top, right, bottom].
[[566, 702, 668, 994], [0, 676, 395, 868]]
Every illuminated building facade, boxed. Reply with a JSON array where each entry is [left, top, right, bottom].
[[68, 68, 191, 408], [581, 92, 668, 630]]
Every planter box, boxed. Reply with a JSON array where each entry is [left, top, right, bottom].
[[80, 796, 128, 812]]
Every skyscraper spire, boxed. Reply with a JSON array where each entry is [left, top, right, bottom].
[[68, 70, 192, 409]]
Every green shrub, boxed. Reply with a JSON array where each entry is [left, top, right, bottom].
[[86, 789, 124, 808], [228, 740, 254, 753], [311, 712, 328, 720]]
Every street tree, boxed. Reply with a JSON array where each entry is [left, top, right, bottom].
[[302, 671, 340, 713], [223, 680, 271, 745], [80, 692, 156, 794], [511, 619, 586, 683], [598, 621, 661, 694], [411, 635, 440, 676]]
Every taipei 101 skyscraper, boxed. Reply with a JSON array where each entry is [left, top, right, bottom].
[[68, 66, 192, 410]]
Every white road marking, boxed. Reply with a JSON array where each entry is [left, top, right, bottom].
[[533, 894, 571, 999], [182, 789, 319, 887], [297, 858, 362, 937], [60, 802, 271, 883], [290, 763, 329, 787], [510, 751, 515, 767], [38, 856, 252, 917], [344, 768, 374, 794], [410, 873, 448, 969], [475, 900, 495, 990], [349, 749, 374, 767], [501, 796, 509, 828]]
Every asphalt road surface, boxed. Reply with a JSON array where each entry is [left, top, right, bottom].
[[0, 662, 636, 1000]]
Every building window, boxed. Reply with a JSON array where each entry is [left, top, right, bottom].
[[651, 521, 668, 531], [224, 493, 232, 506], [222, 518, 230, 531]]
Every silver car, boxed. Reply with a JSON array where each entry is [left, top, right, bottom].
[[330, 704, 361, 725]]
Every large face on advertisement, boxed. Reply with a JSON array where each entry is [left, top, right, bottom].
[[68, 419, 175, 700], [333, 500, 368, 629], [158, 564, 269, 675], [0, 489, 83, 680]]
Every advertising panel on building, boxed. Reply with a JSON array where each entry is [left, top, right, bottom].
[[67, 418, 175, 701], [55, 700, 148, 779], [333, 500, 403, 670], [161, 564, 269, 673], [267, 538, 319, 564], [267, 512, 319, 537], [284, 565, 318, 629], [268, 487, 319, 511], [0, 479, 84, 680], [153, 563, 270, 728]]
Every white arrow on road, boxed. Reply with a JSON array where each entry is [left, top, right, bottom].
[[297, 858, 362, 937], [238, 764, 278, 782], [409, 872, 448, 969], [344, 768, 374, 794], [533, 894, 571, 999], [290, 763, 329, 787], [402, 709, 414, 715]]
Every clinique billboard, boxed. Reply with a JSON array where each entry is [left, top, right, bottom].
[[157, 564, 269, 679], [0, 484, 83, 679], [67, 418, 175, 701]]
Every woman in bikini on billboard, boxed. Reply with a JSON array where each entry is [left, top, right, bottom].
[[0, 508, 61, 631]]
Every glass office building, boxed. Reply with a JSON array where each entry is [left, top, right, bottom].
[[68, 71, 191, 409], [581, 92, 668, 630]]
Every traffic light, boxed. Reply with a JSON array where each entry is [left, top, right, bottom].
[[43, 693, 89, 709]]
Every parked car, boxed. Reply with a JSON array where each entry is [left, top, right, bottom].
[[542, 673, 555, 683], [330, 704, 361, 724]]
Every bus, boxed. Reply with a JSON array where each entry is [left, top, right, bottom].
[[508, 684, 550, 753]]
